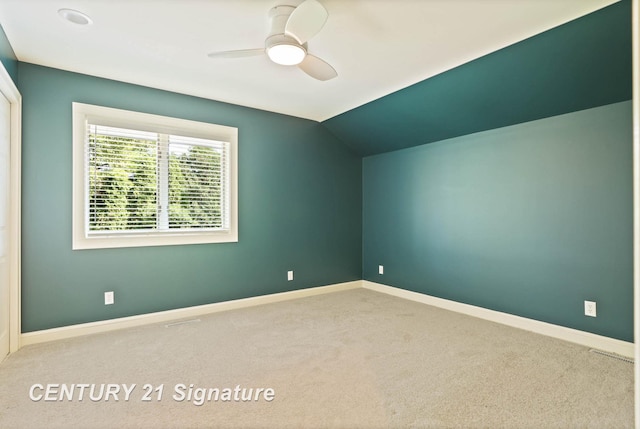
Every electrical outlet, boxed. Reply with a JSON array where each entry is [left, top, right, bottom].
[[378, 265, 384, 275], [584, 300, 596, 317], [104, 291, 114, 305], [287, 270, 294, 281]]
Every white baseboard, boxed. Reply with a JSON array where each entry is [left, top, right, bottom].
[[21, 279, 634, 359], [20, 280, 362, 347], [363, 280, 634, 358]]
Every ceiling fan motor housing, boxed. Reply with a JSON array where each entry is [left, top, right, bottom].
[[268, 5, 296, 38]]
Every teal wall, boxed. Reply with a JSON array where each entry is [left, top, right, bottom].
[[18, 63, 362, 332], [323, 0, 631, 156], [0, 22, 17, 83], [362, 101, 633, 341]]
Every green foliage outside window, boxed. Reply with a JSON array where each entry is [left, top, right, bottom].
[[88, 130, 223, 232], [169, 144, 222, 229]]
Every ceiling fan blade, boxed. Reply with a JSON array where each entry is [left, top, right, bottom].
[[207, 48, 264, 59], [285, 0, 328, 44], [298, 54, 337, 81]]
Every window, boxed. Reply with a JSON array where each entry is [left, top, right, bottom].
[[72, 103, 238, 249]]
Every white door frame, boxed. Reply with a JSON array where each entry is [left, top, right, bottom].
[[0, 62, 21, 354], [633, 0, 639, 427]]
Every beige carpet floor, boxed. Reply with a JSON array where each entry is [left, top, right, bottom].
[[0, 288, 634, 428]]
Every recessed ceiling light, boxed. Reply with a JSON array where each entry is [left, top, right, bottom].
[[58, 8, 93, 26]]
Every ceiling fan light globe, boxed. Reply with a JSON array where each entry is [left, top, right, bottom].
[[267, 43, 306, 66]]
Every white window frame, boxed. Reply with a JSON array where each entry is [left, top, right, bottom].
[[72, 103, 238, 250]]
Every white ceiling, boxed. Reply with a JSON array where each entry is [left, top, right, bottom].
[[0, 0, 620, 121]]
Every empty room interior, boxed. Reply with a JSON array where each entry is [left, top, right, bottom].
[[0, 0, 638, 428]]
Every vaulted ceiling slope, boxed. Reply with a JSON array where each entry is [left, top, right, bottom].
[[322, 0, 632, 157], [0, 0, 621, 123]]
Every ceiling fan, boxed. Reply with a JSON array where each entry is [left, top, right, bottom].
[[207, 0, 337, 81]]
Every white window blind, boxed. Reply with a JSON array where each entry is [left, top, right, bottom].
[[86, 125, 230, 234], [73, 103, 238, 249], [167, 135, 229, 231], [87, 125, 159, 232]]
